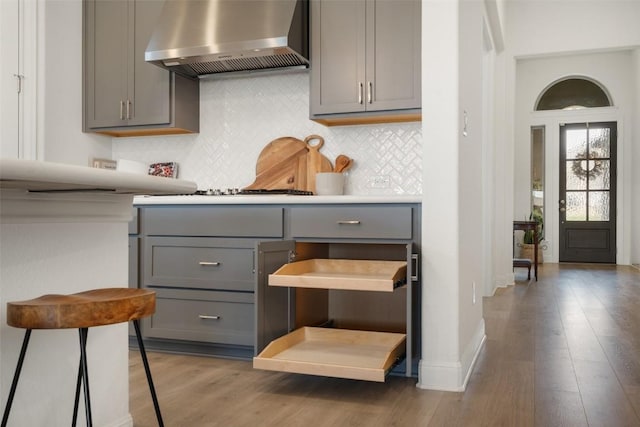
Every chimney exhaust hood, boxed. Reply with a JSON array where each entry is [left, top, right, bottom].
[[145, 0, 309, 78]]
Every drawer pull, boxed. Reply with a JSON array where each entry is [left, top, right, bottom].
[[411, 253, 419, 281], [198, 315, 221, 320], [199, 261, 221, 266], [337, 220, 361, 225]]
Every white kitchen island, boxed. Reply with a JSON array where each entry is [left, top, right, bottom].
[[0, 159, 196, 427]]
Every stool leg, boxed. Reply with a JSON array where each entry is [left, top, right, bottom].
[[133, 320, 164, 427], [72, 356, 83, 427], [78, 328, 93, 427], [1, 329, 32, 427]]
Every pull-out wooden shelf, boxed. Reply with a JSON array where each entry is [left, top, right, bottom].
[[253, 327, 406, 382], [269, 259, 407, 292]]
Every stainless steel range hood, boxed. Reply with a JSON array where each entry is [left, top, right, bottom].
[[145, 0, 309, 78]]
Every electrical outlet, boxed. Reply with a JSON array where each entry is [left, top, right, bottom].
[[472, 281, 476, 304], [370, 175, 390, 189]]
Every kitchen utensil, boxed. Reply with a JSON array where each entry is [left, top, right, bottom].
[[315, 172, 345, 195], [304, 135, 333, 193], [334, 155, 353, 173]]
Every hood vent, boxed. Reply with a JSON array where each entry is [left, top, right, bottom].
[[145, 0, 309, 78]]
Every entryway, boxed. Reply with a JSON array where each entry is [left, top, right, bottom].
[[559, 122, 617, 263], [528, 75, 620, 264]]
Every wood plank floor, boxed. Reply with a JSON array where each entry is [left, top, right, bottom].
[[130, 264, 640, 426]]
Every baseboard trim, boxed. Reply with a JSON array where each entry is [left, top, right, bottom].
[[416, 319, 486, 391]]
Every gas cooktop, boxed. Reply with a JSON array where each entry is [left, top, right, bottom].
[[190, 188, 314, 196]]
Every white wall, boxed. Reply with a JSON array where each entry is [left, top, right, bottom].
[[504, 0, 640, 265], [40, 0, 111, 165], [113, 71, 422, 196], [457, 0, 486, 385], [419, 0, 461, 391], [515, 51, 635, 264], [0, 0, 19, 158], [507, 0, 640, 58], [418, 0, 488, 392]]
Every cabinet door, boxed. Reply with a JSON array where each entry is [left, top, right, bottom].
[[366, 0, 421, 111], [310, 0, 366, 115], [84, 0, 128, 129], [255, 240, 295, 354], [127, 0, 171, 126]]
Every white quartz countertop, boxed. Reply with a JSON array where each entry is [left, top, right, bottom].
[[134, 194, 422, 205], [0, 158, 197, 194]]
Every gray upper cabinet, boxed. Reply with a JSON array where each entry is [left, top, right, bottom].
[[310, 0, 421, 125], [83, 0, 199, 137]]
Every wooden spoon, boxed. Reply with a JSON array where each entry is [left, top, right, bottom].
[[334, 155, 352, 173]]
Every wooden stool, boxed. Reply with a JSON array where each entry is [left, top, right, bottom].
[[513, 258, 532, 280], [1, 288, 164, 427]]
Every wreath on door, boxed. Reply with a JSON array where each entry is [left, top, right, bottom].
[[571, 150, 604, 181]]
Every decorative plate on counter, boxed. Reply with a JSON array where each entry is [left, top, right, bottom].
[[148, 162, 178, 178]]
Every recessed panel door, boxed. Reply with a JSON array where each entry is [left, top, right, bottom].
[[559, 122, 616, 263]]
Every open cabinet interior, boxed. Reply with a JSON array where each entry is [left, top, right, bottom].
[[254, 241, 418, 382], [292, 242, 409, 333]]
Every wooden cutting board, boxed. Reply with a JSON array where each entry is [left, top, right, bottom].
[[304, 135, 333, 194], [244, 135, 333, 193]]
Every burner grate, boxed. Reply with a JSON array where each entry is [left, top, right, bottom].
[[238, 189, 313, 196]]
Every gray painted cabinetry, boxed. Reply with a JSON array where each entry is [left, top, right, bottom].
[[310, 0, 421, 124], [139, 206, 282, 358], [136, 202, 421, 377], [83, 0, 199, 137]]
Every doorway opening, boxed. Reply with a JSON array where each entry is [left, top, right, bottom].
[[531, 76, 616, 263], [559, 122, 617, 263]]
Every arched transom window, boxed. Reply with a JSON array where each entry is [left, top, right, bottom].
[[535, 77, 612, 111]]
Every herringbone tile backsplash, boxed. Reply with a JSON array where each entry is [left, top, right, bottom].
[[112, 70, 422, 195]]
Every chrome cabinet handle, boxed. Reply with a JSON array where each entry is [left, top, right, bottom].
[[198, 315, 220, 320], [368, 81, 372, 104], [126, 99, 132, 119], [337, 220, 361, 225], [358, 82, 363, 104], [119, 100, 124, 120], [199, 261, 221, 266], [411, 253, 419, 281]]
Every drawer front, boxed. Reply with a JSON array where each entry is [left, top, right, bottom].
[[289, 206, 413, 239], [145, 237, 254, 291], [142, 206, 283, 237], [144, 289, 254, 346]]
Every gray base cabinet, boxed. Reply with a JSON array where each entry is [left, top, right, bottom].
[[136, 202, 420, 378], [148, 288, 254, 346], [83, 0, 199, 137], [310, 0, 421, 125], [139, 206, 284, 355]]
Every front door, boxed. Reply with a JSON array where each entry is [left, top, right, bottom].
[[559, 122, 616, 263]]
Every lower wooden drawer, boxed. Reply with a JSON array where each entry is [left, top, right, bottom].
[[143, 288, 254, 346], [253, 327, 406, 382]]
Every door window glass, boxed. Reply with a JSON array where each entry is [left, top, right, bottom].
[[589, 191, 610, 221], [566, 192, 586, 221], [531, 126, 545, 233], [563, 124, 612, 222]]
